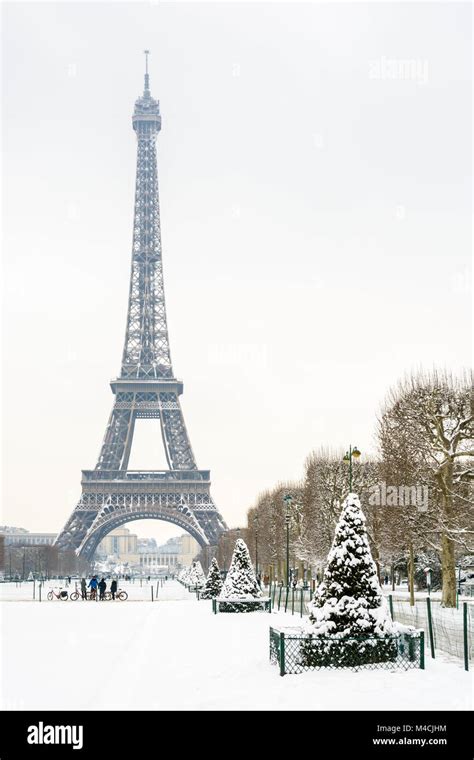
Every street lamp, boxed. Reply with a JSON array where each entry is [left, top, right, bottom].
[[254, 513, 259, 576], [343, 445, 361, 492], [283, 494, 293, 587]]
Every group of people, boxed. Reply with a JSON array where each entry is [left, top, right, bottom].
[[80, 576, 118, 600]]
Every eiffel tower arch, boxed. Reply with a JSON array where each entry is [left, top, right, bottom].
[[55, 53, 227, 561]]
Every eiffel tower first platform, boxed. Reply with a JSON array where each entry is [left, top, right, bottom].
[[55, 53, 227, 560]]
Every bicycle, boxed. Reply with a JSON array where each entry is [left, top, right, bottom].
[[70, 588, 99, 600], [69, 589, 92, 601], [47, 588, 69, 601], [104, 589, 128, 601]]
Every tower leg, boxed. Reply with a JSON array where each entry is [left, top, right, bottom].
[[96, 405, 134, 470], [159, 393, 196, 469]]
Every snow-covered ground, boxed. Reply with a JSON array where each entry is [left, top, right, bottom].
[[381, 586, 474, 603], [0, 580, 471, 711]]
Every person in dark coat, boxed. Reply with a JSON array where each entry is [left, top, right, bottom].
[[98, 578, 107, 600], [110, 579, 118, 600], [80, 577, 87, 600]]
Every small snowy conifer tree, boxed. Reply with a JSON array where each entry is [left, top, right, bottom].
[[220, 539, 262, 611], [200, 558, 223, 599], [189, 560, 206, 588], [179, 566, 191, 585], [303, 494, 398, 665]]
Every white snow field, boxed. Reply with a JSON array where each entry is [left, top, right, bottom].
[[0, 580, 471, 711]]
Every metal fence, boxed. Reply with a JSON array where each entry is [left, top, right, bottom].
[[269, 627, 424, 676], [268, 584, 313, 616], [389, 595, 472, 671], [269, 585, 472, 672]]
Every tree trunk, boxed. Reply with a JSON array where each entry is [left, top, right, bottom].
[[438, 461, 456, 607], [372, 545, 381, 582], [441, 533, 456, 607], [408, 542, 415, 607]]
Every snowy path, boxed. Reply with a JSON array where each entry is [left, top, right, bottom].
[[1, 581, 472, 711]]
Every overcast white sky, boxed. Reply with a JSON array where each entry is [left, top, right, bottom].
[[1, 2, 472, 543]]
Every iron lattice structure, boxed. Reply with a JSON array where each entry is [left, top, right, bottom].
[[55, 55, 227, 559]]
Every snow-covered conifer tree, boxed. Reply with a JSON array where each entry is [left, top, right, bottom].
[[200, 558, 223, 599], [303, 494, 398, 665], [220, 539, 262, 611], [178, 567, 191, 585], [188, 560, 206, 588]]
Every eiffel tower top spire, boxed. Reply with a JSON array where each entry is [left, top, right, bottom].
[[144, 49, 151, 96], [133, 51, 161, 129]]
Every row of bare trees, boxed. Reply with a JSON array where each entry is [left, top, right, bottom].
[[207, 370, 473, 607], [0, 541, 89, 579]]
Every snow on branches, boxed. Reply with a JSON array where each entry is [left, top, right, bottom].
[[307, 494, 394, 637], [221, 539, 262, 601], [200, 558, 223, 599]]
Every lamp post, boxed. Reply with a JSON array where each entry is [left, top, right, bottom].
[[343, 445, 361, 492], [283, 494, 292, 587], [254, 514, 259, 576]]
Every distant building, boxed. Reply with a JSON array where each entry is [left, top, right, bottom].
[[93, 527, 200, 570], [0, 531, 59, 578], [97, 527, 138, 561], [0, 526, 28, 534], [134, 534, 200, 570], [178, 535, 201, 566], [139, 536, 180, 569], [0, 528, 56, 546], [137, 537, 158, 553], [0, 525, 200, 570]]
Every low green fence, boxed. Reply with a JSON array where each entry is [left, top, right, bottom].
[[389, 595, 472, 671], [269, 626, 424, 676], [269, 585, 312, 616], [213, 597, 271, 613]]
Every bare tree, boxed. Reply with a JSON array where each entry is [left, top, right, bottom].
[[378, 369, 473, 607], [297, 448, 388, 579], [245, 482, 303, 583]]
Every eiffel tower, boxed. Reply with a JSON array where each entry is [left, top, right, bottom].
[[55, 52, 227, 560]]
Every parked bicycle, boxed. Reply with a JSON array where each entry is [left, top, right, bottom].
[[69, 590, 92, 601], [105, 589, 128, 601], [69, 589, 128, 601], [47, 588, 69, 601]]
